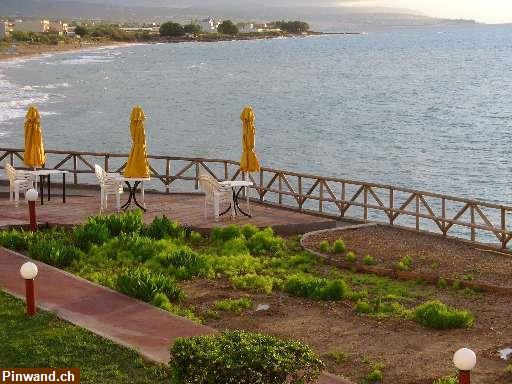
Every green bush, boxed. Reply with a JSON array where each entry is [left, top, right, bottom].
[[189, 231, 203, 244], [412, 300, 474, 329], [434, 376, 457, 384], [365, 368, 383, 383], [151, 293, 201, 323], [148, 243, 206, 279], [230, 274, 276, 294], [319, 240, 330, 253], [211, 225, 242, 242], [240, 224, 258, 239], [327, 349, 347, 364], [170, 330, 324, 384], [144, 216, 184, 240], [221, 237, 249, 255], [209, 253, 261, 277], [346, 251, 357, 263], [0, 229, 32, 251], [96, 234, 162, 263], [396, 256, 413, 271], [332, 239, 346, 253], [72, 221, 109, 251], [88, 210, 144, 237], [246, 228, 284, 255], [284, 274, 351, 301], [27, 237, 80, 268], [363, 255, 375, 266], [116, 268, 184, 302], [213, 297, 252, 313], [355, 299, 373, 314]]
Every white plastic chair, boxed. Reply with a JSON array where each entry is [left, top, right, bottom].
[[4, 164, 34, 206], [94, 164, 123, 212], [198, 173, 234, 221]]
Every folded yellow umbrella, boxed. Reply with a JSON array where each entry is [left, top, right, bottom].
[[124, 106, 150, 178], [239, 106, 260, 173], [24, 106, 46, 168]]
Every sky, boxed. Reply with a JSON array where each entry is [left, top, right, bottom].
[[338, 0, 512, 24]]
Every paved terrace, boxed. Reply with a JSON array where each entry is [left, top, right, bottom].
[[0, 185, 338, 234]]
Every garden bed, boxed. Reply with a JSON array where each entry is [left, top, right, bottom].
[[1, 214, 512, 383]]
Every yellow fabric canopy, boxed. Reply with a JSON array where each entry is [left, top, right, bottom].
[[124, 106, 150, 178], [239, 106, 260, 172], [24, 106, 46, 168]]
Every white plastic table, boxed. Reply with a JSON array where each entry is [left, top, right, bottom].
[[26, 169, 69, 205], [119, 177, 150, 212], [219, 180, 254, 217]]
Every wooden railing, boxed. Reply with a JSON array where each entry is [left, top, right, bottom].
[[1, 147, 511, 250]]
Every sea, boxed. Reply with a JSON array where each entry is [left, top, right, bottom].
[[0, 25, 511, 208]]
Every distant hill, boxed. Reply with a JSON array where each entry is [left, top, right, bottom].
[[0, 0, 473, 31]]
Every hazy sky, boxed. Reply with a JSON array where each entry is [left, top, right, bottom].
[[339, 0, 512, 23]]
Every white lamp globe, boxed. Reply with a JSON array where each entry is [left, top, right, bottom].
[[453, 348, 476, 371], [25, 188, 39, 202], [20, 262, 38, 280]]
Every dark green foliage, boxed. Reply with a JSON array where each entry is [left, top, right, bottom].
[[230, 274, 275, 294], [87, 210, 144, 237], [74, 25, 88, 37], [246, 228, 284, 254], [211, 225, 242, 242], [170, 330, 324, 384], [363, 255, 376, 266], [72, 221, 109, 251], [189, 231, 203, 244], [319, 240, 330, 253], [159, 22, 185, 37], [116, 268, 184, 302], [332, 239, 346, 253], [412, 300, 474, 329], [346, 251, 357, 263], [96, 234, 162, 263], [213, 297, 252, 313], [27, 237, 80, 268], [144, 216, 185, 240], [365, 368, 383, 383], [183, 23, 201, 34], [0, 229, 32, 251], [89, 24, 134, 41], [241, 224, 258, 239], [217, 20, 239, 35], [271, 20, 310, 33], [284, 274, 351, 301], [148, 243, 206, 279], [355, 299, 373, 314]]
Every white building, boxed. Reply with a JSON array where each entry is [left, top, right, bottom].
[[197, 18, 221, 33], [0, 21, 12, 39], [49, 21, 69, 35]]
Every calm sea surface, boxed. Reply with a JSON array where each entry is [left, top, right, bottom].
[[0, 25, 511, 205]]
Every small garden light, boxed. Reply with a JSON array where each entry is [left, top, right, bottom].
[[20, 262, 38, 316], [25, 188, 39, 231], [453, 348, 476, 384]]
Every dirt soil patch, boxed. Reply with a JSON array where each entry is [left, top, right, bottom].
[[303, 225, 512, 290], [180, 278, 512, 384]]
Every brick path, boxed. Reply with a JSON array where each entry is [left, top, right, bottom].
[[0, 247, 351, 384]]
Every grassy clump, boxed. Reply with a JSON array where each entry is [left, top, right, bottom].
[[151, 293, 201, 323], [327, 349, 348, 364], [213, 297, 253, 313], [0, 229, 34, 251], [27, 235, 81, 268], [284, 274, 351, 301], [346, 251, 357, 263], [144, 215, 185, 240], [434, 376, 457, 384], [230, 274, 277, 294], [412, 300, 474, 329], [116, 268, 184, 303], [396, 256, 413, 271], [332, 239, 346, 253], [0, 290, 171, 383], [319, 240, 330, 253], [170, 330, 324, 384], [365, 368, 383, 383], [362, 255, 376, 266]]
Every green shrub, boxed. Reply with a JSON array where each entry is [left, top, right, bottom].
[[505, 364, 512, 375], [284, 274, 351, 301], [151, 293, 201, 323], [246, 228, 284, 255], [148, 243, 206, 279], [170, 330, 324, 384], [437, 278, 448, 289], [412, 300, 474, 329], [189, 231, 203, 244], [27, 237, 80, 268], [328, 349, 347, 364], [355, 299, 373, 314], [319, 240, 330, 253], [72, 221, 110, 251], [396, 256, 413, 271], [363, 255, 375, 266], [434, 376, 457, 384], [0, 229, 32, 251], [240, 224, 258, 239], [211, 225, 242, 242], [145, 216, 184, 240], [221, 236, 249, 255], [230, 274, 276, 294], [346, 251, 357, 263], [116, 268, 184, 302], [88, 210, 144, 237], [332, 239, 346, 253], [213, 297, 252, 313], [209, 254, 261, 277], [365, 368, 383, 383], [96, 234, 163, 263]]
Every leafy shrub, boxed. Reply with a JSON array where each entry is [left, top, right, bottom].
[[355, 299, 373, 314], [412, 300, 474, 329], [240, 224, 258, 239], [209, 254, 261, 277], [72, 221, 109, 251], [221, 237, 249, 255], [396, 256, 413, 271], [148, 243, 206, 279], [27, 237, 80, 268], [189, 231, 203, 244], [433, 376, 457, 384], [505, 364, 512, 375], [437, 278, 448, 289], [170, 330, 324, 384], [211, 225, 242, 242], [0, 229, 32, 251], [365, 368, 383, 383], [116, 268, 184, 302], [332, 239, 346, 253], [284, 274, 351, 301], [88, 210, 144, 237], [96, 234, 163, 263], [230, 274, 276, 294], [151, 293, 201, 323], [319, 240, 330, 253], [328, 349, 347, 364], [246, 228, 284, 255], [346, 251, 357, 263], [363, 255, 375, 266], [145, 216, 184, 240], [213, 297, 252, 313]]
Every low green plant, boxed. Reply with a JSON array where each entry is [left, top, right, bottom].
[[230, 274, 276, 294], [284, 274, 351, 301], [148, 243, 206, 279], [89, 210, 144, 237], [116, 268, 184, 303], [452, 280, 462, 290], [505, 364, 512, 375], [363, 255, 376, 266], [213, 297, 252, 313], [346, 251, 357, 263], [189, 231, 203, 244], [151, 293, 201, 323], [412, 300, 474, 329], [27, 237, 80, 268], [246, 227, 284, 255], [319, 240, 330, 253], [144, 216, 185, 240], [396, 256, 413, 271], [0, 229, 33, 251], [72, 220, 110, 251], [170, 330, 325, 384], [332, 239, 346, 253], [365, 368, 383, 383], [328, 349, 348, 364], [433, 376, 457, 384], [95, 234, 162, 263], [355, 299, 373, 314], [211, 225, 242, 242], [437, 278, 448, 289]]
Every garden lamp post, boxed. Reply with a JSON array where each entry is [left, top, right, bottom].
[[20, 262, 38, 316], [25, 188, 38, 231], [453, 348, 476, 384]]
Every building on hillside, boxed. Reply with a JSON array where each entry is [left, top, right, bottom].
[[49, 20, 69, 35], [0, 21, 13, 39], [13, 19, 50, 33], [239, 23, 255, 33], [197, 18, 221, 33]]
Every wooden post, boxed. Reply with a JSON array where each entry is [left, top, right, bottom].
[[224, 162, 228, 180], [73, 155, 78, 184], [340, 182, 346, 218], [278, 173, 282, 205], [470, 204, 476, 241], [501, 207, 506, 249], [298, 176, 303, 211], [319, 179, 324, 213], [259, 169, 264, 202], [415, 194, 420, 230], [442, 197, 447, 235], [389, 188, 394, 225], [104, 155, 109, 172], [363, 185, 368, 221], [166, 159, 170, 194], [195, 162, 199, 190]]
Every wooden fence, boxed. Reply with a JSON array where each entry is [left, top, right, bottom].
[[1, 147, 511, 250]]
